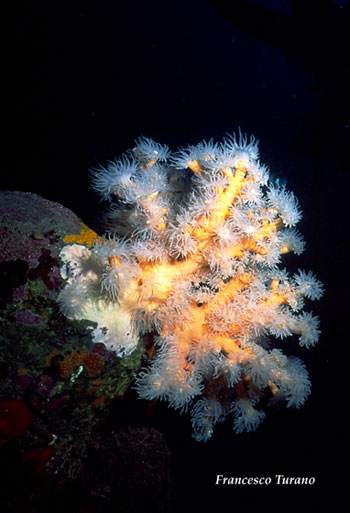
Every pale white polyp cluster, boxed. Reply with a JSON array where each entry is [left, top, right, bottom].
[[58, 132, 323, 441], [59, 243, 139, 356]]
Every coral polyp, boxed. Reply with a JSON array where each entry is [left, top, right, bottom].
[[58, 132, 323, 441]]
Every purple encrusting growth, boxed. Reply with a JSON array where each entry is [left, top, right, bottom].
[[16, 310, 43, 326]]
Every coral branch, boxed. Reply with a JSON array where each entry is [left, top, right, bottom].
[[58, 132, 323, 441]]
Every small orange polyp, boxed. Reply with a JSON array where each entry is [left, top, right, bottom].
[[189, 160, 201, 174]]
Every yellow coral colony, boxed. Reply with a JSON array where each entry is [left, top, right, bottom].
[[58, 132, 323, 441]]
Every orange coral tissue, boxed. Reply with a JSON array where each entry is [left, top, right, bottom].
[[58, 132, 323, 441]]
